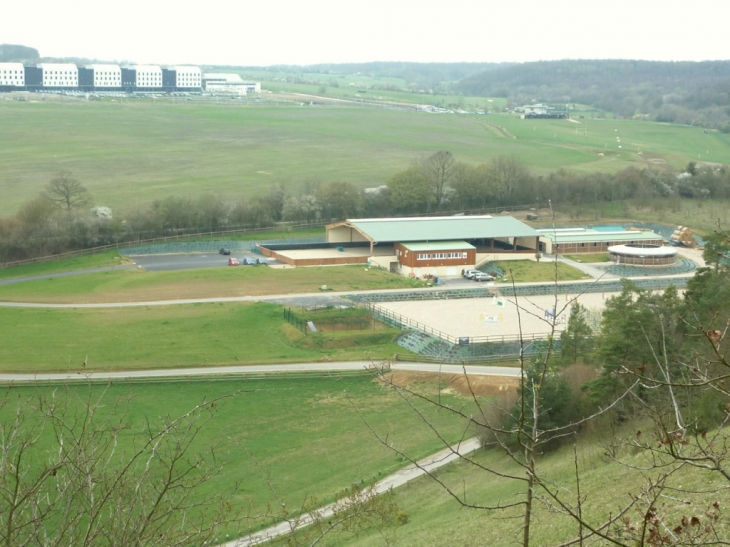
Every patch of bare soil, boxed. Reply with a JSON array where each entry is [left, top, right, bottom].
[[381, 370, 519, 397]]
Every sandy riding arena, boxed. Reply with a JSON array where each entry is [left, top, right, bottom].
[[376, 291, 615, 340]]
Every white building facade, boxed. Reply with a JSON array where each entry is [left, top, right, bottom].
[[174, 66, 202, 89], [39, 63, 78, 88], [90, 64, 122, 88], [0, 62, 25, 87], [134, 65, 163, 88]]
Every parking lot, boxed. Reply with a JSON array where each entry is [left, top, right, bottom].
[[129, 252, 281, 271]]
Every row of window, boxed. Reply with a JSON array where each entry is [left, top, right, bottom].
[[554, 240, 652, 249], [416, 252, 468, 260]]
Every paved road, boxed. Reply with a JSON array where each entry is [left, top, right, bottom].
[[0, 362, 522, 383], [223, 436, 482, 547]]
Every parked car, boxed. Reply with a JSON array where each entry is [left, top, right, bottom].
[[472, 272, 495, 282], [227, 257, 240, 266], [461, 268, 480, 279], [219, 248, 231, 255]]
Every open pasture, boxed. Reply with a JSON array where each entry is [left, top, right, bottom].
[[0, 374, 473, 542], [0, 264, 423, 303], [2, 100, 728, 216], [495, 113, 730, 172], [0, 301, 404, 372]]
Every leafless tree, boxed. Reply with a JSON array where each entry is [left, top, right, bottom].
[[45, 171, 92, 213], [0, 384, 253, 547], [421, 151, 455, 211], [490, 155, 528, 205]]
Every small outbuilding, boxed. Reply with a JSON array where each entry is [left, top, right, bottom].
[[538, 228, 664, 255], [608, 244, 678, 266], [395, 241, 476, 278]]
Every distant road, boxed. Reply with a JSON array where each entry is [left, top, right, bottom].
[[0, 362, 521, 383], [0, 265, 137, 286]]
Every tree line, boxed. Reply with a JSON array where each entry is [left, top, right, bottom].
[[3, 157, 730, 263]]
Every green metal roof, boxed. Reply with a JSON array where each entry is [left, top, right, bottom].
[[544, 231, 663, 244], [400, 241, 476, 251], [347, 216, 538, 243]]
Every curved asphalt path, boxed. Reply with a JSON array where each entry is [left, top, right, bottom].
[[224, 436, 482, 547], [0, 362, 521, 383]]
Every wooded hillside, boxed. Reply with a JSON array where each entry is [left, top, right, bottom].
[[458, 59, 730, 130], [0, 44, 39, 63]]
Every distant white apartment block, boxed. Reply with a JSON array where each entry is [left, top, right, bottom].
[[39, 63, 79, 87], [89, 64, 122, 88], [0, 62, 25, 86]]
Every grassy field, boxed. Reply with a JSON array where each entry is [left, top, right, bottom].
[[235, 67, 504, 110], [493, 260, 589, 282], [0, 250, 129, 280], [0, 301, 407, 372], [0, 264, 425, 303], [2, 100, 728, 217], [0, 375, 474, 543]]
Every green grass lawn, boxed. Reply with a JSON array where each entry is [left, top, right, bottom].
[[494, 260, 588, 282], [0, 265, 425, 303], [0, 301, 407, 372], [563, 253, 611, 263], [0, 250, 128, 280], [2, 101, 728, 217], [0, 375, 474, 543]]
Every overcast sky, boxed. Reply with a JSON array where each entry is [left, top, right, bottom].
[[5, 0, 727, 67]]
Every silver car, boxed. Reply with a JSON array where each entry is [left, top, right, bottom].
[[472, 272, 495, 282], [461, 268, 481, 279]]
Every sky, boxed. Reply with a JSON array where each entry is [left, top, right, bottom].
[[4, 0, 728, 67]]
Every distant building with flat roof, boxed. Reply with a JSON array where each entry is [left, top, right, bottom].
[[203, 73, 260, 95], [538, 227, 664, 254]]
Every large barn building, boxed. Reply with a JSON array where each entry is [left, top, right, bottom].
[[258, 215, 541, 277]]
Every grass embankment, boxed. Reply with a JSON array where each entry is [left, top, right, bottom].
[[0, 375, 474, 542], [2, 101, 728, 217], [276, 418, 730, 546], [0, 265, 425, 304], [0, 302, 406, 372], [0, 250, 129, 280]]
